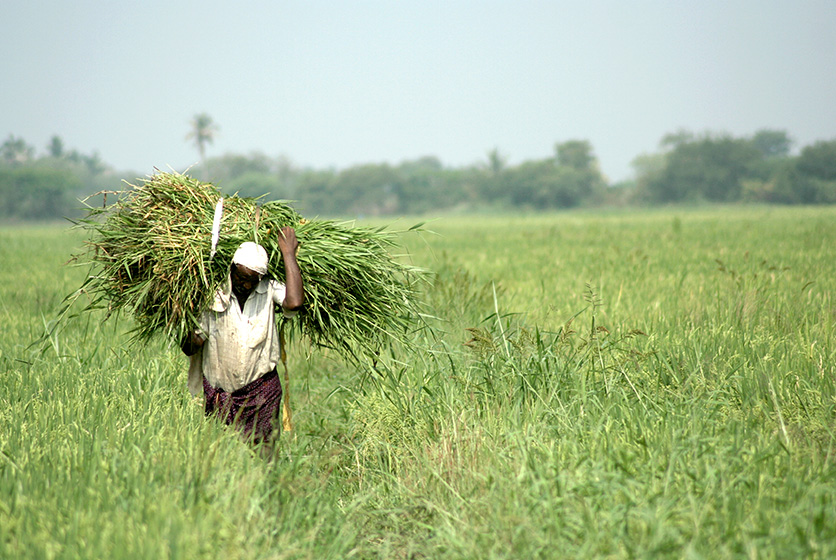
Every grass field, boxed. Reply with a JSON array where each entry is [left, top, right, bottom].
[[1, 206, 835, 559]]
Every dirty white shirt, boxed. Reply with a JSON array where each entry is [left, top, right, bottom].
[[187, 275, 297, 395]]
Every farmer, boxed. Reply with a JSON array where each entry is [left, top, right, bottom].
[[181, 227, 304, 445]]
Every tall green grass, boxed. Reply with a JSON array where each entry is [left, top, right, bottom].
[[2, 206, 835, 558]]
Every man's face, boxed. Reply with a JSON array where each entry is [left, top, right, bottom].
[[231, 263, 261, 299]]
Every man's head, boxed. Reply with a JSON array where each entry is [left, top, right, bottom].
[[231, 242, 268, 299]]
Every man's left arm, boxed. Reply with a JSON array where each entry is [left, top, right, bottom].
[[277, 226, 304, 313]]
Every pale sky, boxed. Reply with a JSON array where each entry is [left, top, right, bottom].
[[2, 1, 835, 183]]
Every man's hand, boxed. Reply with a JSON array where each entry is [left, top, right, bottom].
[[277, 226, 299, 257], [181, 330, 206, 356]]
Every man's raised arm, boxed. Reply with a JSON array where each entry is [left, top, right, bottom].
[[278, 226, 304, 312]]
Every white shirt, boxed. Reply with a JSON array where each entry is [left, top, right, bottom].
[[187, 275, 297, 395]]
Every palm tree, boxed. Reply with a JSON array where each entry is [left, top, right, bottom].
[[186, 113, 219, 163], [487, 147, 507, 175]]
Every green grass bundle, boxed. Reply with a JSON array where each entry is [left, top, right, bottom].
[[63, 170, 424, 362]]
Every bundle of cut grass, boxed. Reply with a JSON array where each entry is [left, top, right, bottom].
[[64, 170, 424, 363]]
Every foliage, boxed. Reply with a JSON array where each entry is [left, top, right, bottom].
[[639, 133, 761, 203], [751, 128, 793, 158], [796, 139, 836, 180], [0, 165, 83, 220], [58, 171, 425, 364], [555, 139, 596, 170], [0, 134, 122, 222], [206, 152, 274, 185], [631, 128, 836, 206], [46, 135, 65, 159], [1, 134, 35, 165], [225, 170, 284, 199], [3, 128, 836, 222]]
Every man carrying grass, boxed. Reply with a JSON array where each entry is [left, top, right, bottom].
[[181, 227, 304, 445]]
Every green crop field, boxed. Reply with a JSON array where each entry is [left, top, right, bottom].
[[2, 206, 835, 559]]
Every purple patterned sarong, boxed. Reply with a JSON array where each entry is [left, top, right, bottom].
[[203, 369, 282, 445]]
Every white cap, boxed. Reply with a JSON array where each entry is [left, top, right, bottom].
[[231, 242, 269, 276]]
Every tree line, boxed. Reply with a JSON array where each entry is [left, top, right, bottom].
[[0, 135, 129, 221], [2, 126, 835, 221], [631, 129, 836, 205]]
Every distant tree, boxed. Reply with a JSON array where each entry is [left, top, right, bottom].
[[503, 158, 595, 209], [226, 172, 283, 199], [630, 152, 668, 204], [486, 148, 507, 175], [274, 154, 298, 195], [47, 135, 65, 158], [0, 166, 83, 220], [551, 139, 607, 204], [504, 160, 551, 207], [779, 139, 836, 204], [795, 139, 836, 181], [751, 129, 792, 159], [204, 151, 271, 184], [329, 163, 401, 216], [398, 155, 443, 176], [660, 129, 695, 150], [1, 135, 35, 165], [64, 149, 107, 176], [186, 113, 219, 163], [82, 152, 106, 176], [474, 150, 510, 206], [294, 168, 337, 215], [643, 134, 760, 203], [396, 156, 449, 213], [555, 140, 594, 171], [745, 129, 794, 189]]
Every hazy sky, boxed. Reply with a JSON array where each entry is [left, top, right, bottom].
[[2, 1, 835, 182]]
